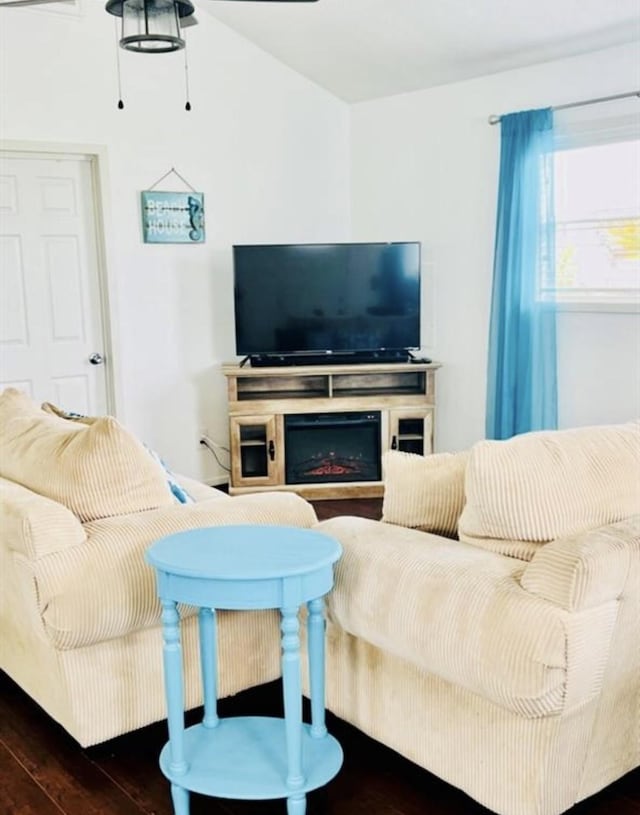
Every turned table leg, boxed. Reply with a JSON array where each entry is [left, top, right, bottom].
[[281, 605, 305, 813], [198, 607, 219, 729], [161, 599, 190, 815], [307, 597, 328, 739]]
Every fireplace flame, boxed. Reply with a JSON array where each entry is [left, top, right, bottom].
[[303, 453, 361, 477]]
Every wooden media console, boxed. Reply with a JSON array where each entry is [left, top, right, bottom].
[[222, 361, 441, 499]]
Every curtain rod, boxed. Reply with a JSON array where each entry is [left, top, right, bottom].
[[488, 89, 640, 125]]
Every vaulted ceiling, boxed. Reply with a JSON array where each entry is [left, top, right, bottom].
[[202, 0, 640, 102], [3, 0, 637, 102]]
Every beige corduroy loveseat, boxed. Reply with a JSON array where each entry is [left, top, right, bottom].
[[315, 421, 640, 815], [1, 383, 638, 815], [0, 387, 318, 747]]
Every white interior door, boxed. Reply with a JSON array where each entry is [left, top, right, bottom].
[[0, 153, 109, 415]]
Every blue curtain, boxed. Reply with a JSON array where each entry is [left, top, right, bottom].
[[485, 107, 557, 440]]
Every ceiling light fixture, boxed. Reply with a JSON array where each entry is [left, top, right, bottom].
[[105, 0, 195, 54], [103, 0, 317, 111]]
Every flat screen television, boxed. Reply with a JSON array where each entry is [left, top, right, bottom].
[[233, 241, 421, 364]]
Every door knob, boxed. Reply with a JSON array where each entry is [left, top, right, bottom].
[[88, 353, 104, 366]]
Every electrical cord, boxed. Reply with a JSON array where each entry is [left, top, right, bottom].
[[199, 435, 231, 473]]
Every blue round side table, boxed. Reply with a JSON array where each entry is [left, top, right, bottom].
[[145, 524, 343, 815]]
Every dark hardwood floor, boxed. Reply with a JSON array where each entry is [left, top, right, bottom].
[[1, 497, 638, 815]]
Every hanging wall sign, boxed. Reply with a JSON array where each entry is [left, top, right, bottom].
[[141, 190, 205, 244]]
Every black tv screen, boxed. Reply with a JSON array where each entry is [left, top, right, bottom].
[[233, 242, 421, 357]]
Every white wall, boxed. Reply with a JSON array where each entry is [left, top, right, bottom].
[[350, 42, 640, 452], [0, 3, 351, 482], [2, 11, 637, 476]]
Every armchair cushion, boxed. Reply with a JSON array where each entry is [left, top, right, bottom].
[[0, 388, 175, 523], [458, 422, 640, 560], [381, 449, 468, 538]]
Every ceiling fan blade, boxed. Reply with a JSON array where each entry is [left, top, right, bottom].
[[0, 0, 73, 6], [180, 12, 198, 26]]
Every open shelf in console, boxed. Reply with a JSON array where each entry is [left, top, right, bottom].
[[235, 374, 330, 401], [226, 363, 435, 406], [331, 370, 427, 397]]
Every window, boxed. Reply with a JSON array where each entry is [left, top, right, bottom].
[[540, 105, 640, 309], [549, 139, 640, 306]]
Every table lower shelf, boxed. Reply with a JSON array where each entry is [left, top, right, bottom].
[[159, 716, 343, 800]]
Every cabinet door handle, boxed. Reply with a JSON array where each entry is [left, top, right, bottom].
[[268, 440, 275, 461], [391, 435, 397, 450]]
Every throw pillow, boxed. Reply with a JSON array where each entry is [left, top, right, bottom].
[[41, 401, 194, 505], [1, 386, 45, 419], [458, 422, 640, 560], [0, 388, 176, 523], [381, 449, 469, 538]]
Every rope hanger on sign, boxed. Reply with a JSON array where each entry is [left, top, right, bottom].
[[145, 167, 198, 193]]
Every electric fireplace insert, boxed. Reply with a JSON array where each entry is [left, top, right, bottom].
[[284, 411, 381, 485]]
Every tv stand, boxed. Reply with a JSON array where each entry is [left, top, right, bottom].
[[222, 360, 441, 499], [249, 350, 411, 368]]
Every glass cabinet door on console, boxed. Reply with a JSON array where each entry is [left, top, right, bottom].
[[229, 415, 282, 488], [387, 408, 434, 456]]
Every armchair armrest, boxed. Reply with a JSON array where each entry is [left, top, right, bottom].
[[520, 516, 639, 612], [0, 477, 86, 560], [32, 490, 319, 651], [173, 474, 231, 503]]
